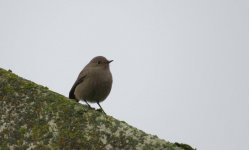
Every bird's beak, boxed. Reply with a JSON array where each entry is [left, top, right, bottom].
[[108, 60, 113, 64]]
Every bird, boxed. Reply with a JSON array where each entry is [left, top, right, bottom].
[[69, 56, 113, 114]]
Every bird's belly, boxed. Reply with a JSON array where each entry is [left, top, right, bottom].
[[88, 81, 111, 102], [75, 77, 112, 103]]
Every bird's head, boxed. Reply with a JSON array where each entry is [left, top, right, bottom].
[[89, 56, 113, 69]]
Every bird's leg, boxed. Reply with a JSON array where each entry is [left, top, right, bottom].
[[83, 99, 92, 108], [97, 102, 106, 114]]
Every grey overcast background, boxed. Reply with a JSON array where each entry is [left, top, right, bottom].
[[1, 0, 249, 149]]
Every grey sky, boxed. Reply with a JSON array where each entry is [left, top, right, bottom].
[[1, 0, 249, 149]]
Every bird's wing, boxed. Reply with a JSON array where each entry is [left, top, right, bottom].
[[69, 73, 86, 100]]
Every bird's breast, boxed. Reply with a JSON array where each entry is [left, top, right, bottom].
[[78, 69, 112, 102]]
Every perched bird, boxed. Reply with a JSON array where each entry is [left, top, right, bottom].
[[69, 56, 113, 114]]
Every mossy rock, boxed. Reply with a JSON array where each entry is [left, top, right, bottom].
[[0, 68, 195, 150]]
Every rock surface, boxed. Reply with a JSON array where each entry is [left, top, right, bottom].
[[0, 68, 195, 150]]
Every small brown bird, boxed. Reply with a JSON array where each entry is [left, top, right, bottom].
[[69, 56, 113, 114]]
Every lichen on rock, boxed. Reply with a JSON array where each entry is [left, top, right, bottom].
[[0, 68, 195, 150]]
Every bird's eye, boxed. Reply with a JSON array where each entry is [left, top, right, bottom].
[[97, 61, 101, 64]]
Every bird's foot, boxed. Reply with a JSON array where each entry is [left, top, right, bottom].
[[96, 108, 106, 114]]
